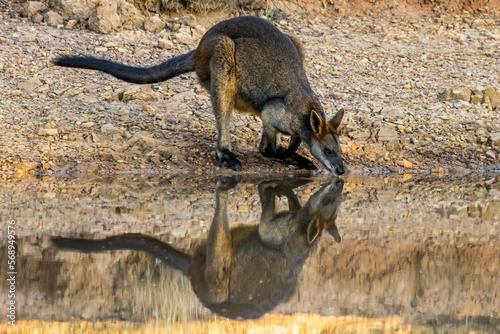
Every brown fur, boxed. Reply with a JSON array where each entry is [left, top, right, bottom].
[[54, 16, 345, 174]]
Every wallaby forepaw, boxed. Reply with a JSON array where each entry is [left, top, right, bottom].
[[218, 149, 242, 172], [284, 153, 317, 170]]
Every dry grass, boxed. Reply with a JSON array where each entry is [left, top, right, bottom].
[[0, 315, 412, 334]]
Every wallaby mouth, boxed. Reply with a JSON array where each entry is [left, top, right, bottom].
[[326, 162, 345, 176]]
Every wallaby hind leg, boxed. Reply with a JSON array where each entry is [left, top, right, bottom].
[[201, 178, 236, 303], [199, 34, 240, 171]]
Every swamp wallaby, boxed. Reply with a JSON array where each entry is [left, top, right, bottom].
[[52, 176, 343, 319], [54, 16, 345, 174]]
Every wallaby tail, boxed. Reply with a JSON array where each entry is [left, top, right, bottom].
[[53, 50, 196, 84], [52, 234, 191, 276]]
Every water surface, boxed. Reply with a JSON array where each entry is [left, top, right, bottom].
[[1, 173, 499, 333]]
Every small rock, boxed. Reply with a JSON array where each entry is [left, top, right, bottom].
[[450, 86, 471, 102], [81, 122, 96, 128], [377, 126, 399, 142], [95, 47, 108, 52], [437, 88, 452, 101], [488, 133, 500, 151], [19, 33, 37, 43], [453, 100, 471, 108], [380, 106, 404, 121], [331, 92, 346, 100], [36, 84, 50, 94], [101, 123, 123, 134], [144, 16, 165, 32], [485, 150, 497, 160], [38, 129, 58, 136], [180, 14, 196, 27], [33, 14, 44, 24], [20, 1, 47, 17], [44, 11, 64, 27], [12, 90, 22, 97], [118, 0, 144, 29], [19, 77, 42, 91], [104, 42, 120, 48], [482, 87, 500, 108], [175, 28, 195, 45], [122, 84, 159, 101], [88, 0, 122, 34], [91, 133, 100, 143], [471, 94, 483, 104], [403, 159, 413, 168], [66, 19, 78, 29], [193, 25, 206, 37]]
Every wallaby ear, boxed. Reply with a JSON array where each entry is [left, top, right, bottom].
[[310, 110, 326, 139], [307, 215, 323, 243], [328, 108, 344, 132], [327, 222, 342, 244]]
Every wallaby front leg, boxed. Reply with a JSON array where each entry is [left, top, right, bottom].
[[259, 100, 310, 167], [203, 180, 234, 303], [209, 35, 241, 171], [259, 123, 279, 158]]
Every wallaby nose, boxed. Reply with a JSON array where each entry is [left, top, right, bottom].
[[335, 166, 345, 175]]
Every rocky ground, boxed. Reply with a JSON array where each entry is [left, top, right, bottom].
[[1, 3, 500, 176]]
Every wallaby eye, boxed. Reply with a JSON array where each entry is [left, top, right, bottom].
[[324, 148, 333, 156]]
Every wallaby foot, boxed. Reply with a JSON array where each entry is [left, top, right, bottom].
[[282, 153, 317, 170], [217, 149, 241, 172]]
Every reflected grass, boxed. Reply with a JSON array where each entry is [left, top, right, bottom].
[[2, 315, 497, 333], [0, 315, 412, 333]]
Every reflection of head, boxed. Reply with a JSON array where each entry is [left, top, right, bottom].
[[307, 178, 344, 244], [258, 178, 344, 248]]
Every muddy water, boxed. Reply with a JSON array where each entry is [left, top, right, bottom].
[[1, 173, 499, 333]]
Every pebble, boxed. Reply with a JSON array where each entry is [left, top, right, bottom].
[[81, 122, 96, 128], [38, 129, 58, 136], [43, 11, 63, 27], [158, 38, 174, 50], [19, 77, 42, 91], [144, 16, 165, 32], [142, 105, 155, 113], [19, 33, 37, 42], [66, 20, 78, 29], [485, 150, 497, 160]]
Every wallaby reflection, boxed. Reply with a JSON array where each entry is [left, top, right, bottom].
[[53, 177, 344, 319]]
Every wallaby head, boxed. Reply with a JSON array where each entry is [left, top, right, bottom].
[[305, 178, 344, 244], [309, 109, 345, 176]]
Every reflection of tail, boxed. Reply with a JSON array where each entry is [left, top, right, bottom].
[[52, 234, 190, 276]]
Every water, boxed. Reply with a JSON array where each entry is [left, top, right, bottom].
[[1, 173, 499, 333]]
